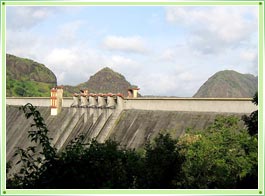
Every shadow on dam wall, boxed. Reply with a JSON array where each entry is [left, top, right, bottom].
[[6, 105, 246, 164]]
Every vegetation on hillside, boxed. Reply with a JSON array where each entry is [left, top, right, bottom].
[[6, 54, 57, 97], [7, 79, 54, 97], [193, 70, 258, 98], [7, 93, 258, 189]]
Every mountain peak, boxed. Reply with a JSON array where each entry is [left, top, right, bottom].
[[193, 70, 258, 98], [76, 67, 133, 96]]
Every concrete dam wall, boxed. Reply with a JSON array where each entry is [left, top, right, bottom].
[[108, 109, 246, 149], [124, 98, 257, 113], [6, 96, 256, 167], [6, 105, 248, 165]]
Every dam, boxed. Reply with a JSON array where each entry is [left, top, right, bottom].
[[5, 88, 257, 165]]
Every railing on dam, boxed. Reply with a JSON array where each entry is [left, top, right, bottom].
[[6, 97, 257, 114]]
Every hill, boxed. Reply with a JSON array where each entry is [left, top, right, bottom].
[[64, 67, 135, 96], [193, 70, 258, 98], [6, 54, 136, 97], [6, 54, 57, 97]]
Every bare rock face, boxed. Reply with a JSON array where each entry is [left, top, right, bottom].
[[193, 70, 258, 98]]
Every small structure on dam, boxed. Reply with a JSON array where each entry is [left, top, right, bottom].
[[80, 89, 89, 108], [106, 93, 117, 109], [50, 86, 63, 116], [127, 87, 140, 98]]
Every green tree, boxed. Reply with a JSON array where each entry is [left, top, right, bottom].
[[34, 138, 142, 189], [238, 92, 258, 188], [138, 134, 184, 188], [178, 116, 258, 188], [242, 92, 258, 136]]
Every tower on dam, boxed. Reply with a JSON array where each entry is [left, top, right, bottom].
[[50, 86, 63, 116], [127, 87, 140, 98]]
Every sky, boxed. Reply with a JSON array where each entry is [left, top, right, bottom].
[[6, 5, 259, 97]]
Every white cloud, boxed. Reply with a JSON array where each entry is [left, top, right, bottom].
[[6, 29, 46, 60], [43, 47, 108, 85], [133, 68, 204, 97], [6, 6, 56, 30], [45, 48, 79, 69], [159, 48, 176, 62], [108, 55, 141, 74], [238, 49, 258, 75], [165, 6, 258, 54], [137, 73, 179, 96], [57, 20, 85, 42], [110, 55, 135, 66], [240, 50, 257, 62], [178, 72, 194, 82], [103, 35, 148, 53]]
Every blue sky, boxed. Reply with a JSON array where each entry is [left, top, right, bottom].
[[6, 5, 258, 96]]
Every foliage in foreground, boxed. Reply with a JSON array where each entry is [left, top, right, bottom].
[[178, 116, 257, 188], [242, 92, 258, 136], [7, 96, 258, 188]]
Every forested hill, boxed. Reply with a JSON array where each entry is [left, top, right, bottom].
[[6, 54, 57, 97], [193, 70, 258, 98]]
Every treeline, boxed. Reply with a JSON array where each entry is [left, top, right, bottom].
[[7, 93, 258, 189]]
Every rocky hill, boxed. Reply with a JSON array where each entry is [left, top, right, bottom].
[[6, 54, 137, 97], [6, 54, 57, 97], [193, 70, 258, 98], [64, 67, 135, 97]]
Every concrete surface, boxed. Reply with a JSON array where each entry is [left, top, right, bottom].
[[6, 106, 247, 164], [6, 97, 257, 113]]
